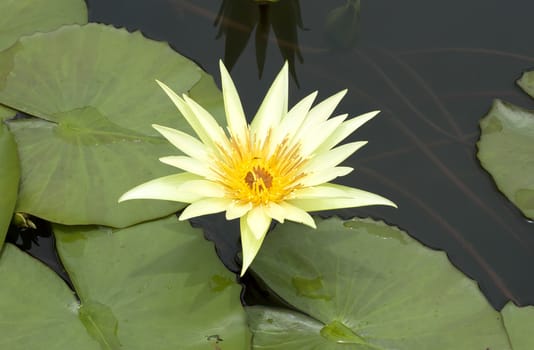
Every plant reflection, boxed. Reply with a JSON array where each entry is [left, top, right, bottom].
[[214, 0, 304, 84], [6, 213, 49, 251]]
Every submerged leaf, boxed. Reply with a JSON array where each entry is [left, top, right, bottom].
[[249, 217, 511, 349]]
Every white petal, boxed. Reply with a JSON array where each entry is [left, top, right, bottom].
[[152, 124, 208, 160], [182, 94, 228, 146], [240, 213, 270, 276], [316, 110, 380, 153], [271, 91, 318, 148], [159, 156, 212, 177], [226, 201, 253, 220], [305, 89, 347, 125], [178, 197, 233, 220], [299, 114, 347, 157], [278, 202, 316, 228], [118, 173, 203, 203], [303, 141, 367, 173], [156, 80, 213, 145], [264, 202, 286, 223], [250, 62, 289, 142], [219, 60, 248, 141], [246, 206, 272, 240], [289, 183, 397, 211], [179, 180, 226, 198], [299, 166, 353, 187]]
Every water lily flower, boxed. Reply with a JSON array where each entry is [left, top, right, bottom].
[[119, 61, 396, 276]]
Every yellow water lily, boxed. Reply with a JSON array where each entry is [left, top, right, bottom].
[[119, 61, 396, 276]]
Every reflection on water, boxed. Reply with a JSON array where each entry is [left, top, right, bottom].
[[80, 0, 534, 308]]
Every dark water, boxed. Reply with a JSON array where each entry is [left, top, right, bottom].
[[12, 0, 534, 309]]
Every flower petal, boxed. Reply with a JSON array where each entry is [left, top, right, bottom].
[[226, 201, 253, 220], [299, 166, 353, 187], [219, 60, 248, 141], [179, 180, 227, 198], [159, 156, 212, 177], [315, 110, 380, 153], [264, 202, 286, 223], [156, 80, 214, 145], [278, 202, 316, 228], [240, 213, 270, 276], [305, 89, 347, 125], [152, 124, 208, 160], [289, 183, 397, 210], [118, 173, 203, 203], [178, 197, 233, 220], [299, 114, 347, 157], [182, 94, 228, 147], [246, 206, 272, 240], [303, 141, 367, 173], [250, 62, 289, 142]]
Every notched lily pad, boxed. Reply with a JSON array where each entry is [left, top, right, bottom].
[[477, 98, 534, 220], [0, 118, 19, 248], [54, 215, 251, 349], [0, 0, 87, 52], [248, 217, 511, 349], [501, 302, 534, 350], [0, 23, 225, 227]]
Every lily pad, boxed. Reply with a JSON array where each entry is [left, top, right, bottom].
[[0, 216, 250, 349], [0, 244, 99, 349], [248, 217, 511, 349], [477, 98, 534, 220], [0, 24, 225, 227], [501, 302, 534, 350], [54, 215, 250, 349], [0, 119, 19, 248], [0, 0, 87, 52]]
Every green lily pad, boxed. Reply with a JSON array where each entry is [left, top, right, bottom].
[[0, 216, 250, 349], [0, 105, 14, 121], [0, 24, 225, 227], [248, 217, 511, 349], [477, 98, 534, 220], [0, 119, 19, 249], [0, 244, 99, 349], [54, 215, 250, 349], [501, 302, 534, 350], [0, 0, 87, 52]]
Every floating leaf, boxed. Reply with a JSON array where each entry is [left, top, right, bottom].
[[249, 217, 511, 349], [0, 24, 225, 227], [0, 118, 19, 248], [477, 98, 534, 220], [501, 302, 534, 350], [54, 215, 251, 349], [0, 244, 99, 349], [0, 0, 87, 52]]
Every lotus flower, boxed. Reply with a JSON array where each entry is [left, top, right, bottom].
[[119, 61, 396, 276]]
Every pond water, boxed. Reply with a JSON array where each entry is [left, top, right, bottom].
[[9, 0, 534, 309]]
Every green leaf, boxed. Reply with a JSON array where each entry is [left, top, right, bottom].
[[501, 302, 534, 350], [0, 120, 19, 248], [0, 105, 15, 121], [249, 217, 511, 349], [477, 99, 534, 220], [54, 215, 251, 349], [0, 23, 225, 227], [0, 0, 87, 52], [0, 244, 99, 349]]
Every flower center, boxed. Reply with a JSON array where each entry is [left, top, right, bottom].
[[212, 130, 307, 205]]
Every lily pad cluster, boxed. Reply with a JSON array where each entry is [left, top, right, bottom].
[[0, 0, 533, 349]]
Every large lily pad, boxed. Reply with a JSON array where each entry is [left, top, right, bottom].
[[0, 116, 19, 249], [0, 24, 225, 227], [501, 302, 534, 350], [0, 0, 87, 52], [248, 217, 511, 349], [0, 244, 99, 349], [477, 72, 534, 220], [0, 216, 250, 349], [54, 215, 250, 349]]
